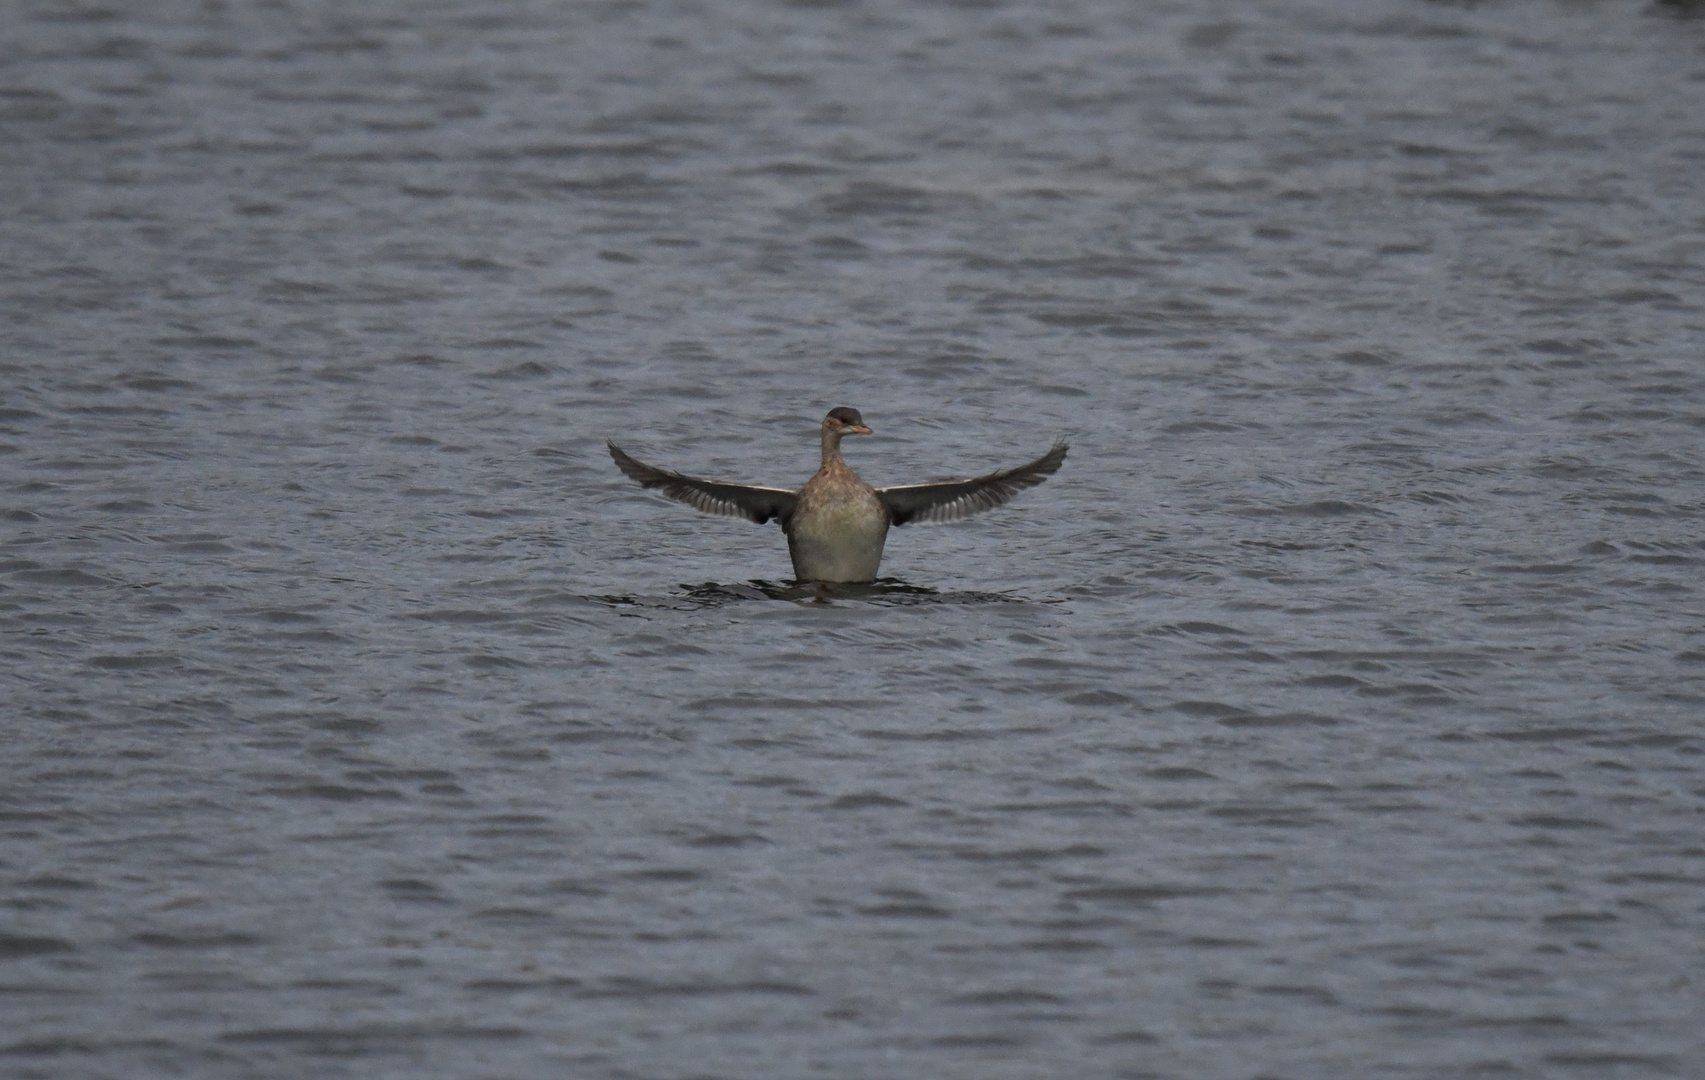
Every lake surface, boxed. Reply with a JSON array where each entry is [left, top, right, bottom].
[[3, 1, 1703, 1077]]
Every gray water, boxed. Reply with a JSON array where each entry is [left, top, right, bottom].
[[4, 1, 1704, 1077]]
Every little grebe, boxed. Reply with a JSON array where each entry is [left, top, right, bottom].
[[609, 407, 1067, 583]]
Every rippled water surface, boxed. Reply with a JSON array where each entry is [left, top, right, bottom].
[[4, 1, 1704, 1077]]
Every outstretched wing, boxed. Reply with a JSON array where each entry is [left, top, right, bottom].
[[608, 442, 797, 525], [877, 442, 1067, 526]]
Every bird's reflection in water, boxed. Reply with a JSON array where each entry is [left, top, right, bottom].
[[598, 579, 1043, 610]]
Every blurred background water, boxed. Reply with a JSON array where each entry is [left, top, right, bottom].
[[3, 1, 1703, 1077]]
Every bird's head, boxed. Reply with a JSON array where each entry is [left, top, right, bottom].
[[824, 406, 872, 436]]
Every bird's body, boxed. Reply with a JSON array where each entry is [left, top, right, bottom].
[[787, 454, 891, 582], [608, 407, 1066, 583]]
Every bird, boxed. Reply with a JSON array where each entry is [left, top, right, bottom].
[[608, 407, 1067, 583]]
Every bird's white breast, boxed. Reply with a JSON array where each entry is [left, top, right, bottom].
[[787, 493, 889, 582]]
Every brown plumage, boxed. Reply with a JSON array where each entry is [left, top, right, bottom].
[[609, 408, 1066, 583]]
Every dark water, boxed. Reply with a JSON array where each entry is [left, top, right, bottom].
[[4, 0, 1704, 1076]]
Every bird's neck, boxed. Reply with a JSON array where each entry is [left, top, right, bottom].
[[820, 426, 846, 468]]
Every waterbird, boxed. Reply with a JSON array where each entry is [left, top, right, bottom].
[[608, 407, 1067, 583]]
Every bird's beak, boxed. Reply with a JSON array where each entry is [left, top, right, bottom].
[[849, 425, 872, 434]]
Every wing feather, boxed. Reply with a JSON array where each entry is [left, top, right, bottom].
[[608, 442, 797, 525], [876, 442, 1067, 526]]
